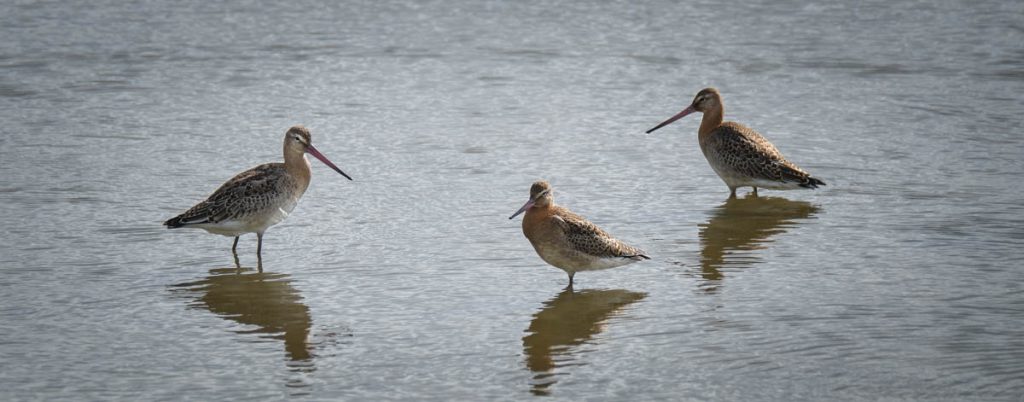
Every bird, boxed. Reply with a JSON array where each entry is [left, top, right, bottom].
[[646, 87, 825, 198], [164, 125, 351, 267], [508, 180, 649, 287]]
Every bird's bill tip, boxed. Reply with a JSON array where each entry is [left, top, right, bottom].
[[508, 199, 534, 220], [305, 144, 353, 180], [646, 105, 696, 134]]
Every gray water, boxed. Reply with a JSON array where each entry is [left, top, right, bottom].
[[2, 0, 1023, 400]]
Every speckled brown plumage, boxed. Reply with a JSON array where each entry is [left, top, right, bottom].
[[647, 87, 825, 197], [510, 180, 648, 286], [548, 205, 648, 260], [164, 125, 350, 266], [164, 163, 304, 228], [700, 121, 823, 189]]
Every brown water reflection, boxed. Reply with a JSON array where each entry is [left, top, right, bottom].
[[523, 288, 646, 396], [698, 196, 820, 292], [170, 268, 314, 369]]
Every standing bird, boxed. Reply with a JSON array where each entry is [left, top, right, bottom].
[[164, 125, 351, 267], [646, 87, 825, 198], [509, 181, 649, 287]]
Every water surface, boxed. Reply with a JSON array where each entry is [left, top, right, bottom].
[[1, 0, 1023, 400]]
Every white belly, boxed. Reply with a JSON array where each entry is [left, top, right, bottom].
[[196, 198, 300, 237], [534, 243, 639, 274]]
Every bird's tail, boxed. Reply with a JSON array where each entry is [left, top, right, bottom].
[[163, 215, 187, 228], [164, 202, 217, 229], [624, 251, 651, 260], [164, 211, 211, 228], [781, 165, 826, 189], [800, 176, 826, 189]]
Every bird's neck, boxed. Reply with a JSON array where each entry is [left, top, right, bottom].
[[522, 203, 556, 240], [698, 106, 724, 139], [524, 203, 554, 223], [284, 148, 312, 186]]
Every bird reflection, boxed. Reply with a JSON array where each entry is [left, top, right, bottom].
[[523, 288, 646, 396], [171, 267, 314, 368], [699, 195, 819, 292]]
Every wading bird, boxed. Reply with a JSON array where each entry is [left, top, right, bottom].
[[646, 87, 825, 198], [509, 180, 648, 287], [164, 125, 351, 267]]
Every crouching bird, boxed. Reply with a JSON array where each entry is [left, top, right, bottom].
[[509, 180, 649, 288]]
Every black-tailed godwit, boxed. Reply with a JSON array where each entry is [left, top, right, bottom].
[[164, 125, 351, 267], [646, 87, 825, 198], [508, 180, 649, 287]]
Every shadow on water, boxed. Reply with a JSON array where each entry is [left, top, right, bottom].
[[698, 195, 820, 293], [523, 288, 646, 396], [169, 266, 316, 386]]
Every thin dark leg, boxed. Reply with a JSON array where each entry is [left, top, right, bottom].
[[729, 187, 737, 199], [231, 237, 241, 269], [256, 232, 264, 273], [752, 187, 759, 197]]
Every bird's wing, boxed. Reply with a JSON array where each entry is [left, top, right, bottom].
[[166, 163, 289, 226], [551, 208, 648, 259], [710, 122, 815, 184]]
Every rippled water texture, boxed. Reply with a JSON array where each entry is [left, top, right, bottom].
[[2, 0, 1023, 400]]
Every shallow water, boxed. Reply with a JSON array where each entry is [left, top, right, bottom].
[[2, 0, 1023, 400]]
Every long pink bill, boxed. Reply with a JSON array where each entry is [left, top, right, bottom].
[[306, 144, 353, 180], [508, 199, 535, 220], [645, 104, 696, 134]]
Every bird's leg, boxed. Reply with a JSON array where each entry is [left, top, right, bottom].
[[256, 232, 264, 273], [752, 187, 759, 197], [567, 272, 575, 290], [231, 237, 241, 270], [729, 187, 737, 199]]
